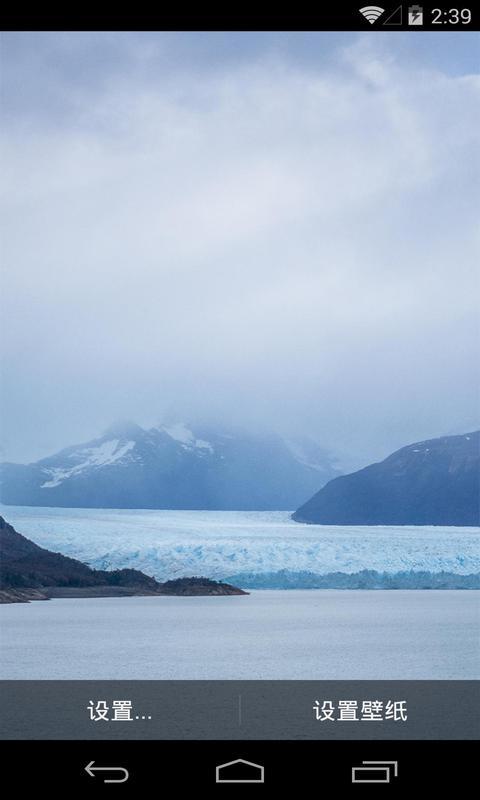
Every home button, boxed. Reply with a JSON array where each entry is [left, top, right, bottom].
[[216, 758, 265, 783]]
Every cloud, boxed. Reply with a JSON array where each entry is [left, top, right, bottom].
[[1, 33, 479, 466]]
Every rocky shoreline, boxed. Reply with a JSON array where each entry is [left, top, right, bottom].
[[0, 580, 248, 604], [0, 516, 247, 603]]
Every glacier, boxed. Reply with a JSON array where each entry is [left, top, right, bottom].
[[2, 505, 479, 586]]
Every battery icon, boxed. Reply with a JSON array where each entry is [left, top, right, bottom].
[[408, 5, 423, 24]]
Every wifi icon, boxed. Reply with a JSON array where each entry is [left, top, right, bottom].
[[359, 6, 385, 23]]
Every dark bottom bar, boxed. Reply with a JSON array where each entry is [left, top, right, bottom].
[[3, 740, 474, 792], [1, 680, 477, 740]]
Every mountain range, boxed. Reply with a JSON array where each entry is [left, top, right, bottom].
[[0, 421, 339, 510], [293, 431, 480, 526]]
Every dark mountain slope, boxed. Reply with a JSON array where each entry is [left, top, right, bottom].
[[292, 432, 479, 526], [0, 515, 159, 592]]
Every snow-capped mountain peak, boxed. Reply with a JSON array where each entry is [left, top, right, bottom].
[[159, 422, 214, 454], [40, 439, 136, 488], [0, 421, 340, 511]]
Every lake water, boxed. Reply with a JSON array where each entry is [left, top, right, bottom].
[[2, 507, 478, 678], [1, 590, 478, 679]]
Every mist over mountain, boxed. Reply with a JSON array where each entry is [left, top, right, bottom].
[[0, 421, 339, 510], [293, 431, 480, 526], [1, 33, 478, 476]]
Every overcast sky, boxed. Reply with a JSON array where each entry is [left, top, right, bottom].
[[1, 31, 479, 469]]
